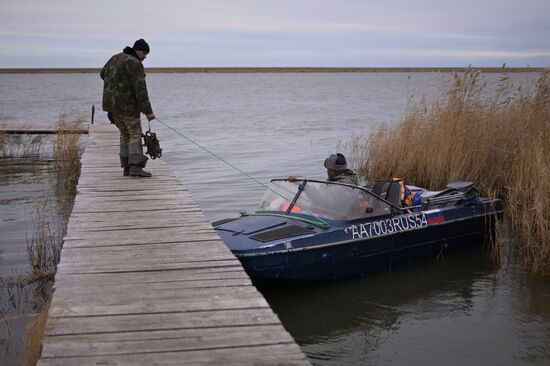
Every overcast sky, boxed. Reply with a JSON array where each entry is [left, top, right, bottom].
[[1, 0, 549, 68]]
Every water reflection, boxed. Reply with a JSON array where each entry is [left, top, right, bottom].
[[509, 273, 550, 364], [261, 248, 485, 335], [260, 247, 550, 365], [0, 135, 51, 160]]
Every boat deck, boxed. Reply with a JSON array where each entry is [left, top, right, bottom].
[[38, 123, 310, 365]]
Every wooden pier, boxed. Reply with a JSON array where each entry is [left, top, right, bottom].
[[38, 124, 310, 365]]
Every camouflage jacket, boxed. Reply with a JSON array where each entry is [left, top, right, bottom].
[[331, 169, 359, 185], [100, 47, 153, 116]]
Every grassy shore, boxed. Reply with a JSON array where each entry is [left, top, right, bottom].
[[356, 68, 550, 275], [0, 66, 546, 74]]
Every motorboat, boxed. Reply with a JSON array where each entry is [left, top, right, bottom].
[[213, 179, 503, 281]]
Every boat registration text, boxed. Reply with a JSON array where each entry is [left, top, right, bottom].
[[345, 213, 428, 240]]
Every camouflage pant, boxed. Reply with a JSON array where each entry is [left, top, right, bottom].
[[112, 113, 142, 144]]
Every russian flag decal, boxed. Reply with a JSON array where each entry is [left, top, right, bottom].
[[425, 209, 446, 225]]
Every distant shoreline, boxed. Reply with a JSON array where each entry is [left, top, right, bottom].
[[0, 67, 546, 74]]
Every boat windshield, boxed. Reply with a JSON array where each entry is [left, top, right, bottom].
[[257, 180, 391, 220]]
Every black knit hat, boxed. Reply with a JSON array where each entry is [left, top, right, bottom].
[[133, 39, 150, 53]]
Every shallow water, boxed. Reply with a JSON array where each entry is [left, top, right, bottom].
[[0, 157, 58, 365], [1, 72, 548, 365]]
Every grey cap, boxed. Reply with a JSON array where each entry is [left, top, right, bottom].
[[324, 153, 348, 171]]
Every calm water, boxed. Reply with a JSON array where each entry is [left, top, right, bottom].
[[1, 72, 548, 365], [0, 156, 58, 365]]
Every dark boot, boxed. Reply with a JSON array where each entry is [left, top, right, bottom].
[[128, 143, 152, 177], [129, 165, 152, 177], [119, 144, 129, 176]]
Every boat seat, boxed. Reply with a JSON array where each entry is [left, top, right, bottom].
[[372, 181, 389, 197], [386, 181, 404, 213], [372, 180, 407, 213]]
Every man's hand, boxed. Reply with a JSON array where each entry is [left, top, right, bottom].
[[146, 113, 156, 121]]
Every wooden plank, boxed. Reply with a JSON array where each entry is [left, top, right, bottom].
[[58, 239, 231, 255], [38, 344, 311, 366], [52, 267, 250, 288], [59, 239, 228, 252], [48, 294, 270, 317], [57, 247, 236, 266], [41, 325, 296, 358], [55, 259, 242, 275], [63, 227, 217, 241], [62, 232, 221, 248], [51, 280, 260, 301], [68, 209, 209, 219], [45, 307, 279, 335], [65, 216, 212, 231], [53, 277, 253, 292]]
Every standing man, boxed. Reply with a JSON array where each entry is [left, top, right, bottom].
[[101, 38, 156, 177]]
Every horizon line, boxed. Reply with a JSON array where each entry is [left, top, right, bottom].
[[0, 66, 547, 74]]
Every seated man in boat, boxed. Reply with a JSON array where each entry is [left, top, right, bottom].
[[289, 153, 359, 185], [323, 153, 359, 185]]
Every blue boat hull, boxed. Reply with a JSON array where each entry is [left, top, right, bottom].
[[214, 179, 503, 281], [237, 213, 495, 281]]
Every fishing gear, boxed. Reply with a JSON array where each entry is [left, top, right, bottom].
[[142, 120, 162, 159]]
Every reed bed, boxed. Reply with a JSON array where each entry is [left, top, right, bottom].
[[356, 68, 550, 275], [24, 115, 84, 279]]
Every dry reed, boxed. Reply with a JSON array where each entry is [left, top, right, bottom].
[[356, 68, 550, 275], [21, 303, 50, 366], [52, 114, 84, 220], [26, 195, 61, 279], [0, 277, 49, 365]]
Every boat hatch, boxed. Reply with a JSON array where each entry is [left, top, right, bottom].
[[250, 225, 314, 243], [215, 216, 288, 235]]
